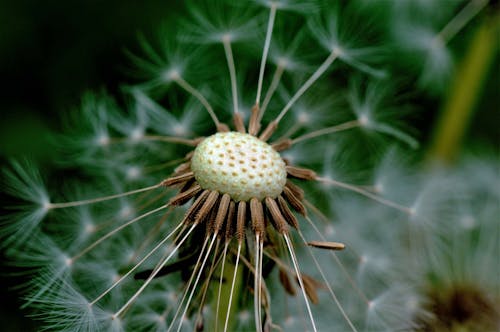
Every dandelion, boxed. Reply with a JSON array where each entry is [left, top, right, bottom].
[[389, 0, 489, 92], [1, 1, 488, 331], [370, 157, 500, 331]]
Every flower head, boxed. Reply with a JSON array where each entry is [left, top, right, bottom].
[[2, 1, 489, 331]]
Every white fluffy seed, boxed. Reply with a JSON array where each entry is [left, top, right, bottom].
[[191, 132, 287, 202]]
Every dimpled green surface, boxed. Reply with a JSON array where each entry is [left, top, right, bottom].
[[191, 132, 287, 202]]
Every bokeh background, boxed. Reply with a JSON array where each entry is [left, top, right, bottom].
[[0, 1, 497, 330]]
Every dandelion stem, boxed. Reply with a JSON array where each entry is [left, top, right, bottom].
[[48, 184, 162, 209], [256, 3, 277, 105], [173, 75, 221, 128], [276, 118, 302, 142], [303, 202, 370, 303], [297, 229, 358, 332], [113, 223, 197, 318], [135, 135, 200, 146], [215, 242, 229, 332], [223, 37, 239, 115], [275, 49, 338, 124], [176, 234, 218, 332], [283, 233, 317, 332], [143, 157, 188, 174], [224, 242, 241, 332], [109, 135, 200, 146], [254, 234, 263, 332], [316, 177, 413, 214], [258, 239, 264, 330], [291, 120, 361, 145], [168, 236, 210, 332], [90, 220, 184, 305], [259, 62, 285, 121], [196, 239, 221, 328], [72, 204, 170, 262], [428, 11, 497, 163]]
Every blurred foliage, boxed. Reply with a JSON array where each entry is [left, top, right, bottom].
[[428, 11, 499, 163], [0, 0, 184, 161], [0, 1, 498, 163]]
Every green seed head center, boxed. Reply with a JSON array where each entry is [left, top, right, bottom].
[[191, 132, 287, 202]]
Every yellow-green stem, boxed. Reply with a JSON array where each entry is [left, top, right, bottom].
[[427, 14, 499, 164]]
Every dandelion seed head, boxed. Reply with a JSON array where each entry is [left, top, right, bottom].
[[191, 132, 287, 201]]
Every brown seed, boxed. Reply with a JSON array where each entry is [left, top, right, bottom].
[[217, 123, 230, 132], [279, 268, 296, 296], [277, 195, 298, 229], [264, 197, 288, 234], [195, 315, 204, 332], [233, 111, 246, 133], [212, 194, 231, 234], [259, 120, 277, 142], [173, 161, 191, 175], [182, 190, 210, 224], [286, 165, 317, 181], [184, 150, 195, 160], [285, 180, 304, 200], [307, 241, 345, 251], [271, 139, 292, 152], [169, 184, 202, 206], [178, 178, 196, 193], [236, 201, 247, 242], [248, 103, 261, 136], [296, 274, 322, 305], [282, 186, 306, 216], [193, 190, 219, 225], [250, 198, 265, 236], [224, 201, 236, 241], [161, 171, 194, 187], [205, 203, 220, 236]]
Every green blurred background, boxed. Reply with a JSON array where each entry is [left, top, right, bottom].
[[0, 1, 186, 330]]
